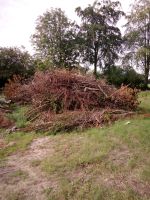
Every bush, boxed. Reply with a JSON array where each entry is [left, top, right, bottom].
[[0, 47, 35, 87], [104, 66, 145, 89]]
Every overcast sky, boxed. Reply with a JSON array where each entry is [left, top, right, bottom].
[[0, 0, 133, 53]]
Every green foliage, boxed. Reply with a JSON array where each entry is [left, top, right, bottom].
[[34, 58, 53, 71], [76, 0, 124, 76], [7, 105, 29, 128], [32, 8, 79, 69], [0, 47, 34, 87], [124, 0, 150, 88], [105, 66, 145, 88], [138, 91, 150, 113]]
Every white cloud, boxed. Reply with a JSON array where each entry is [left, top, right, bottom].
[[0, 0, 133, 53]]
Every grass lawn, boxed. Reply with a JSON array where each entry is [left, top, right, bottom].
[[40, 117, 150, 200], [138, 91, 150, 113], [0, 91, 150, 200]]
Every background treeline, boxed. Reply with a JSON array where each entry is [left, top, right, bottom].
[[0, 0, 149, 89]]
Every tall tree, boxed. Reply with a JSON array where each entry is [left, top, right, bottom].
[[76, 0, 124, 77], [32, 8, 79, 69], [124, 0, 150, 88]]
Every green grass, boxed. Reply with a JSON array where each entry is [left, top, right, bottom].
[[0, 104, 41, 162], [0, 131, 37, 160], [138, 91, 150, 113], [44, 181, 144, 200], [40, 117, 150, 199], [7, 105, 29, 128], [37, 92, 150, 199], [41, 117, 150, 170], [0, 91, 150, 200], [141, 166, 150, 182], [10, 169, 28, 179]]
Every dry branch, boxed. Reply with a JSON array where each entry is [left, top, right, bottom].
[[4, 70, 139, 132]]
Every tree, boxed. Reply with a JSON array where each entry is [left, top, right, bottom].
[[32, 8, 79, 69], [75, 0, 124, 77], [124, 0, 150, 88], [0, 47, 34, 86]]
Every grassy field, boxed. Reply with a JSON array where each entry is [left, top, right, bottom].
[[0, 91, 150, 200]]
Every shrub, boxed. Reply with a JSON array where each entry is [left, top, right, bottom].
[[104, 66, 145, 89], [0, 47, 35, 87]]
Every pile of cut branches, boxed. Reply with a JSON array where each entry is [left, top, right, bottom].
[[4, 70, 139, 132], [23, 109, 134, 133], [0, 109, 13, 128], [0, 101, 13, 128], [4, 75, 31, 104]]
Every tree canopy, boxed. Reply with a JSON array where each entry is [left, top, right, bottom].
[[1, 0, 149, 89], [75, 0, 124, 77], [32, 8, 79, 69], [124, 0, 150, 88]]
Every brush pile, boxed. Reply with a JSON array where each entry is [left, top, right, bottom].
[[4, 75, 31, 104], [0, 110, 13, 128], [0, 99, 13, 128], [4, 70, 139, 132]]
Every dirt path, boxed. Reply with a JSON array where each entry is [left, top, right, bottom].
[[0, 136, 57, 200]]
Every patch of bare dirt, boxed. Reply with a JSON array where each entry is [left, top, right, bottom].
[[0, 139, 6, 149], [103, 173, 150, 197], [0, 136, 58, 200], [108, 145, 131, 166]]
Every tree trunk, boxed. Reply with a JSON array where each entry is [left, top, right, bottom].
[[93, 44, 98, 78], [144, 11, 150, 89], [144, 67, 149, 89], [94, 60, 97, 78]]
